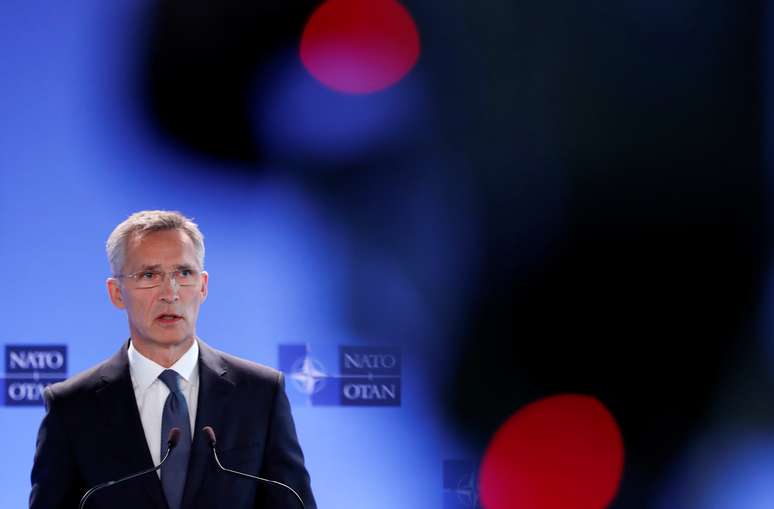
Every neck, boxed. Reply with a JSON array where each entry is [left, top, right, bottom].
[[131, 337, 195, 368]]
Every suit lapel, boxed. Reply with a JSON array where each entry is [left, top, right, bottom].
[[95, 342, 168, 509], [181, 339, 236, 509]]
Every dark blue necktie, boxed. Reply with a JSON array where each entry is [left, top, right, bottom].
[[158, 369, 192, 509]]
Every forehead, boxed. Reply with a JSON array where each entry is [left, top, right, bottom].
[[124, 229, 198, 269]]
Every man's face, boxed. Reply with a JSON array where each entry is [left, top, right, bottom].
[[107, 229, 208, 352]]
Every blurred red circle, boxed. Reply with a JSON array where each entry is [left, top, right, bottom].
[[479, 394, 624, 509], [300, 0, 420, 94]]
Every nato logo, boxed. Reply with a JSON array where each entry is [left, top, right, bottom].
[[4, 345, 67, 406], [443, 460, 480, 509], [279, 344, 401, 406]]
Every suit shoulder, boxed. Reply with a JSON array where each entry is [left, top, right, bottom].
[[45, 357, 112, 402], [205, 344, 281, 385]]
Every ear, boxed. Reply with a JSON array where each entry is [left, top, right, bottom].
[[107, 278, 126, 309], [199, 271, 209, 303]]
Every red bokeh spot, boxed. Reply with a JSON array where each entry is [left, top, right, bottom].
[[300, 0, 420, 94], [479, 394, 624, 509]]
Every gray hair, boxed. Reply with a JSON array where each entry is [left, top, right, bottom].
[[106, 210, 205, 275]]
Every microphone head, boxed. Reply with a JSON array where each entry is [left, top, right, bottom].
[[202, 426, 217, 448], [167, 427, 181, 449]]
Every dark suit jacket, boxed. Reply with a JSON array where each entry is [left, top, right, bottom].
[[30, 339, 316, 509]]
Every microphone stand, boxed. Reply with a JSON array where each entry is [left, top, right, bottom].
[[78, 429, 180, 509], [202, 426, 304, 508]]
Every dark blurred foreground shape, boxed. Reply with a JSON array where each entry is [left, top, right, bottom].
[[444, 1, 770, 508]]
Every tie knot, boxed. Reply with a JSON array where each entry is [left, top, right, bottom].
[[158, 369, 182, 393]]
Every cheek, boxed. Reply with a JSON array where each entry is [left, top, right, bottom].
[[127, 296, 154, 319], [186, 302, 201, 318]]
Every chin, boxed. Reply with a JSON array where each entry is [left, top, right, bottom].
[[149, 334, 192, 347], [165, 336, 193, 346]]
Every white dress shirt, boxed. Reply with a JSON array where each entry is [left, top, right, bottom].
[[127, 339, 200, 474]]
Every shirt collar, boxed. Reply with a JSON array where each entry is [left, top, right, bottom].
[[128, 339, 200, 392]]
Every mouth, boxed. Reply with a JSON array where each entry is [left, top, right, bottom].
[[156, 314, 183, 324]]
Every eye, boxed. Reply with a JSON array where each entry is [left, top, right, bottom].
[[180, 269, 194, 277], [140, 271, 157, 280]]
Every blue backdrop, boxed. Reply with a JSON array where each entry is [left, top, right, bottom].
[[0, 1, 478, 507]]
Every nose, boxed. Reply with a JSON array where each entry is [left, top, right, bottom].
[[158, 272, 180, 302]]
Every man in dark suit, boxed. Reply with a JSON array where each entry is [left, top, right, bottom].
[[30, 210, 316, 509]]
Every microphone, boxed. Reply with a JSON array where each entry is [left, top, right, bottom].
[[78, 427, 182, 509], [202, 425, 305, 508]]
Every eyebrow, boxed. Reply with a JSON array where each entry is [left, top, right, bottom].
[[133, 264, 196, 271]]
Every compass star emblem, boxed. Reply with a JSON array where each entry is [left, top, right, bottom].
[[289, 355, 328, 395], [455, 472, 479, 508]]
